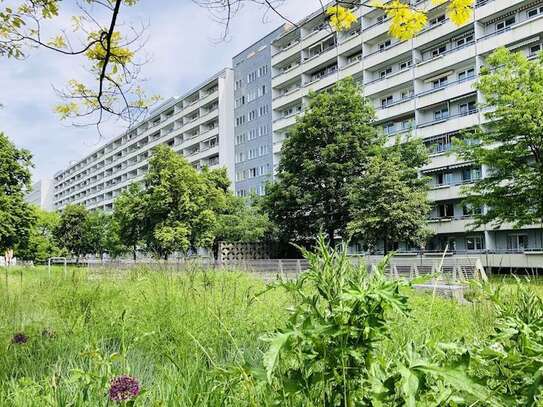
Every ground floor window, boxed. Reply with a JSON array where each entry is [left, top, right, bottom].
[[466, 236, 484, 251], [507, 234, 529, 251]]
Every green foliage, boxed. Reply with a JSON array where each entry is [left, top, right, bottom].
[[456, 47, 543, 228], [348, 139, 432, 253], [16, 206, 62, 262], [54, 204, 90, 259], [114, 147, 269, 259], [0, 132, 35, 253], [263, 78, 382, 243]]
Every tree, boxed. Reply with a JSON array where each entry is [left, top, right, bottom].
[[348, 140, 431, 254], [54, 204, 90, 260], [0, 0, 475, 127], [263, 78, 381, 243], [456, 48, 543, 229], [16, 206, 62, 262], [0, 132, 35, 256], [114, 183, 146, 260], [137, 145, 219, 259], [85, 210, 111, 260]]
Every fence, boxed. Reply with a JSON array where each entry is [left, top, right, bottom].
[[50, 254, 486, 282]]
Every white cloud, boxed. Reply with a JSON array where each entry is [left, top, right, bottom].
[[0, 0, 320, 181]]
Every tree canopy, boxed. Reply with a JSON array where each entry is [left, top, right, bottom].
[[456, 48, 543, 229], [263, 78, 381, 243], [0, 132, 35, 253]]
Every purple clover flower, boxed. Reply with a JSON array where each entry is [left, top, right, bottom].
[[11, 333, 28, 345], [108, 375, 140, 403]]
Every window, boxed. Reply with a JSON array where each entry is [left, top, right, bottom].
[[459, 101, 477, 115], [527, 6, 543, 18], [431, 44, 447, 58], [347, 53, 362, 64], [235, 79, 243, 90], [259, 145, 269, 156], [248, 168, 258, 178], [381, 95, 393, 108], [235, 115, 246, 127], [258, 65, 268, 77], [379, 66, 393, 79], [235, 96, 245, 108], [236, 152, 244, 163], [258, 85, 267, 97], [399, 59, 412, 70], [400, 119, 414, 130], [455, 33, 474, 48], [247, 71, 257, 83], [463, 204, 482, 217], [383, 122, 395, 135], [378, 39, 392, 51], [462, 167, 481, 183], [434, 107, 449, 121], [237, 189, 247, 197], [248, 110, 257, 121], [401, 89, 414, 100], [496, 17, 515, 32], [259, 125, 269, 136], [235, 133, 246, 145], [437, 203, 454, 218], [432, 76, 448, 89], [248, 148, 258, 160], [429, 14, 446, 26], [458, 68, 475, 81], [436, 172, 452, 186], [530, 44, 541, 56], [259, 105, 269, 116], [507, 234, 529, 251], [428, 134, 453, 154], [248, 129, 258, 140], [466, 236, 484, 251], [376, 14, 386, 24]]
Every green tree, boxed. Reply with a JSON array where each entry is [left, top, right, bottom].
[[54, 204, 90, 260], [16, 206, 62, 262], [348, 140, 431, 254], [456, 48, 543, 228], [0, 133, 35, 255], [113, 183, 145, 260], [85, 210, 111, 260], [138, 145, 218, 259], [263, 78, 381, 243]]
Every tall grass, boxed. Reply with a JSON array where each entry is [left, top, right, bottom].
[[0, 264, 540, 405]]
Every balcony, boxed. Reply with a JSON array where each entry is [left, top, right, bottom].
[[364, 40, 412, 69], [364, 68, 413, 96], [417, 110, 480, 139], [477, 16, 543, 55], [417, 77, 477, 109], [375, 98, 416, 122], [475, 0, 526, 21], [339, 59, 363, 79], [272, 40, 302, 66], [302, 48, 337, 73], [304, 68, 339, 93], [362, 19, 389, 40], [428, 217, 481, 234], [415, 42, 476, 78], [337, 31, 362, 55], [273, 87, 304, 109], [414, 19, 471, 49], [273, 112, 299, 131], [272, 64, 302, 87], [427, 183, 464, 202]]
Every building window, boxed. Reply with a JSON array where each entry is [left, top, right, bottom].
[[235, 115, 246, 127], [462, 167, 481, 183], [381, 95, 393, 108], [248, 110, 257, 121], [399, 59, 412, 70], [437, 203, 454, 218], [507, 234, 529, 252], [530, 44, 542, 57], [247, 71, 257, 83], [466, 236, 484, 251], [434, 107, 449, 121], [235, 79, 243, 90], [458, 68, 475, 81], [463, 204, 482, 217], [258, 65, 269, 77], [432, 76, 448, 89], [379, 66, 393, 79], [378, 39, 392, 51], [235, 133, 246, 145], [459, 101, 477, 116], [431, 44, 447, 58], [235, 96, 245, 108], [436, 172, 452, 186], [429, 14, 446, 26], [455, 32, 474, 48], [259, 105, 269, 116], [495, 17, 515, 32], [527, 6, 543, 18]]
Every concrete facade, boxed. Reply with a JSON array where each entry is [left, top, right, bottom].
[[269, 0, 543, 255], [25, 178, 54, 211], [53, 69, 234, 211]]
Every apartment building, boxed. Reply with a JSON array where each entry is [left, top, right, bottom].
[[25, 178, 54, 211], [269, 0, 543, 255], [232, 28, 284, 197], [53, 69, 234, 211]]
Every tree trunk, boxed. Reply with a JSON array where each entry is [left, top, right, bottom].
[[132, 245, 137, 262], [327, 228, 335, 246]]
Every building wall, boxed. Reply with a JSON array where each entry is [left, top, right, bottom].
[[269, 0, 543, 253], [232, 27, 284, 197], [25, 179, 54, 211], [53, 69, 234, 212]]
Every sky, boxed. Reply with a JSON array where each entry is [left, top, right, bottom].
[[0, 0, 318, 182]]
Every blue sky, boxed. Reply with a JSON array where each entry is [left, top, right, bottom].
[[0, 0, 317, 181]]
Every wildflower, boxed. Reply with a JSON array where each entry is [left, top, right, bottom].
[[41, 328, 55, 338], [108, 375, 140, 403], [11, 333, 28, 345]]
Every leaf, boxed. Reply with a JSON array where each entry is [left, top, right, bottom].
[[261, 331, 294, 383]]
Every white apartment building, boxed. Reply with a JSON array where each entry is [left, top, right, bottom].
[[53, 69, 234, 211], [25, 178, 54, 211], [270, 0, 543, 257]]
